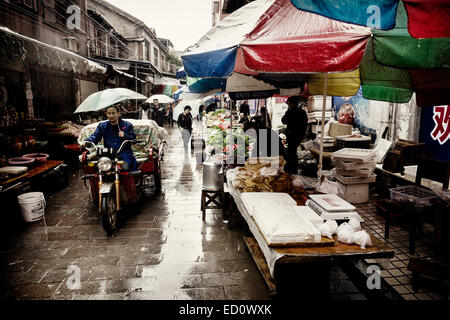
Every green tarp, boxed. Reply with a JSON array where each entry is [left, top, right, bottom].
[[373, 2, 450, 69]]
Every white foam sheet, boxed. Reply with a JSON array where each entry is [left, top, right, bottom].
[[227, 171, 315, 278], [241, 192, 297, 217], [251, 205, 321, 245]]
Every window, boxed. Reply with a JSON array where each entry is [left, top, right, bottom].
[[144, 41, 149, 61], [55, 0, 70, 26], [41, 0, 56, 23], [10, 0, 37, 11], [153, 47, 159, 67]]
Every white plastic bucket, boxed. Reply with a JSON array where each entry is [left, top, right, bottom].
[[17, 192, 46, 222]]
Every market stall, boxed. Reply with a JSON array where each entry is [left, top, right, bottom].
[[224, 157, 394, 295]]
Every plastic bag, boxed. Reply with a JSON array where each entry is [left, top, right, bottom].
[[292, 178, 305, 188], [317, 223, 332, 239], [315, 177, 344, 198], [259, 167, 278, 176], [354, 230, 372, 249], [324, 220, 338, 235], [323, 118, 336, 137], [337, 223, 355, 244], [316, 220, 338, 239], [349, 218, 361, 231]]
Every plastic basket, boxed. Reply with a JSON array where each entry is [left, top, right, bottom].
[[389, 185, 437, 208]]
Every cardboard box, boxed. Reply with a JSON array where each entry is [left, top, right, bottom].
[[337, 181, 369, 204]]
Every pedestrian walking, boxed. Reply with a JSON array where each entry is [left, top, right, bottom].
[[168, 102, 175, 127], [138, 104, 151, 120], [198, 104, 205, 121], [177, 105, 193, 153], [281, 96, 308, 174], [152, 98, 164, 127]]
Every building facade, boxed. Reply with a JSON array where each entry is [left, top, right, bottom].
[[0, 0, 107, 122], [0, 0, 179, 123]]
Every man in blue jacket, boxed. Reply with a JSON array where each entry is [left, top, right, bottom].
[[83, 105, 138, 171]]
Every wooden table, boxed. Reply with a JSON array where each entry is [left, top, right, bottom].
[[0, 160, 64, 191], [226, 170, 395, 296]]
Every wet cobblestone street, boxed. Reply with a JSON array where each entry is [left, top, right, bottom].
[[2, 123, 446, 301], [0, 125, 270, 300]]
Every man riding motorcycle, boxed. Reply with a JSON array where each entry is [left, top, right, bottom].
[[82, 105, 138, 171]]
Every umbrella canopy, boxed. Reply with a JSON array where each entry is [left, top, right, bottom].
[[182, 0, 371, 97], [183, 0, 449, 107], [146, 94, 174, 104], [289, 0, 450, 38], [183, 0, 371, 77], [74, 88, 147, 114]]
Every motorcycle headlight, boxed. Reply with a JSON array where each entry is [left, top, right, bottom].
[[98, 157, 112, 172]]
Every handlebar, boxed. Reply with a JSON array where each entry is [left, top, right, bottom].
[[83, 139, 143, 158], [117, 139, 139, 154], [83, 140, 97, 149]]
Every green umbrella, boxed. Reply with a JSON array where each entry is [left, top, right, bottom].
[[74, 88, 147, 113]]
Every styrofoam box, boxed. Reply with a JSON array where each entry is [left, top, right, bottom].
[[335, 173, 377, 184], [332, 148, 376, 163], [307, 96, 332, 112], [337, 181, 369, 204], [333, 159, 376, 171]]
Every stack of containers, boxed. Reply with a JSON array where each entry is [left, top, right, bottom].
[[314, 134, 335, 152], [332, 148, 377, 204], [307, 96, 332, 134]]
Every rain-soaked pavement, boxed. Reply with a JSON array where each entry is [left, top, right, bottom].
[[0, 122, 377, 301], [0, 123, 270, 300]]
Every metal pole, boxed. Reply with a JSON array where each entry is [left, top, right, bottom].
[[135, 65, 138, 109], [318, 73, 329, 178]]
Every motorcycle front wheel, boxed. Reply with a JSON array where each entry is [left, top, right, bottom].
[[101, 189, 118, 236]]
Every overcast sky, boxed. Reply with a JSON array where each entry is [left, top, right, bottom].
[[105, 0, 212, 52]]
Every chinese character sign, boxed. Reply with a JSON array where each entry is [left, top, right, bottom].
[[419, 105, 450, 161], [431, 105, 450, 145]]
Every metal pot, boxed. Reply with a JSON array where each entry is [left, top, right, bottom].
[[202, 159, 223, 191]]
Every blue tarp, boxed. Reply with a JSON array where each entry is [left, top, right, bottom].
[[182, 46, 238, 78], [290, 0, 399, 29]]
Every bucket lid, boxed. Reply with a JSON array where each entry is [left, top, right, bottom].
[[18, 192, 44, 200], [202, 159, 222, 167]]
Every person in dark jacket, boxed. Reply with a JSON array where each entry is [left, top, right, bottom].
[[281, 96, 308, 174], [198, 104, 205, 121], [153, 99, 165, 127], [83, 105, 137, 171], [239, 100, 250, 118], [177, 105, 193, 153]]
